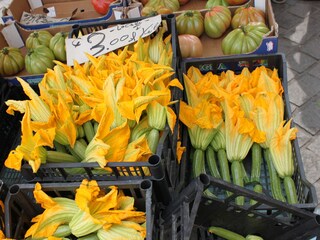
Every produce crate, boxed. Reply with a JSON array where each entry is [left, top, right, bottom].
[[160, 174, 320, 240], [6, 0, 123, 30], [0, 180, 7, 234], [169, 53, 319, 239], [24, 14, 179, 185], [4, 179, 155, 239]]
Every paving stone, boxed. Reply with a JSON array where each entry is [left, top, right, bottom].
[[277, 37, 298, 55], [308, 62, 320, 78], [293, 93, 320, 135], [286, 67, 300, 82], [289, 102, 297, 113], [287, 2, 320, 18], [285, 17, 319, 44], [295, 125, 313, 148], [306, 134, 320, 156], [301, 35, 320, 60], [272, 3, 292, 17], [288, 74, 320, 106], [284, 17, 320, 44], [299, 147, 320, 184], [274, 11, 304, 30], [286, 51, 317, 73]]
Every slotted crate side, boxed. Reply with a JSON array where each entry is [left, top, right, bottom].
[[4, 179, 155, 239], [177, 53, 317, 211], [0, 180, 8, 234], [160, 174, 320, 240]]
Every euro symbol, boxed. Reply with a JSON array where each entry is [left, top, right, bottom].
[[72, 40, 81, 48]]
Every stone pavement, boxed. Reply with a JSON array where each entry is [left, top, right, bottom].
[[272, 0, 320, 209]]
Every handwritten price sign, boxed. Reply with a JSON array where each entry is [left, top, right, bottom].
[[66, 15, 162, 66]]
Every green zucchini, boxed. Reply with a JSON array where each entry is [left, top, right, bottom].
[[193, 148, 216, 198], [251, 143, 262, 183], [208, 226, 246, 240], [264, 149, 286, 202], [206, 146, 221, 178], [284, 176, 298, 204], [54, 140, 67, 153], [147, 128, 160, 154], [231, 161, 244, 205], [217, 149, 231, 183], [193, 148, 205, 178], [249, 184, 263, 205], [241, 161, 250, 185], [217, 148, 232, 196]]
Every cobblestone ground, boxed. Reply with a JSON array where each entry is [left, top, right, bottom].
[[272, 0, 320, 210]]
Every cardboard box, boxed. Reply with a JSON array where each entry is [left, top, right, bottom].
[[0, 22, 73, 84], [176, 0, 278, 58], [6, 0, 122, 30]]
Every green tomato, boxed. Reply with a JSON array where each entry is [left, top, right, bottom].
[[204, 6, 231, 38], [176, 10, 204, 37], [49, 32, 68, 62], [222, 22, 270, 55], [206, 0, 229, 8], [26, 30, 53, 49], [25, 45, 55, 74], [0, 47, 24, 76]]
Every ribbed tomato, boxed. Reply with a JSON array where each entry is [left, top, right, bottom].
[[49, 32, 67, 62], [231, 6, 265, 29], [25, 45, 55, 74], [205, 0, 229, 8], [222, 22, 270, 55], [26, 30, 53, 49], [0, 47, 24, 76], [204, 6, 231, 38], [178, 34, 203, 58], [145, 0, 180, 11], [176, 10, 204, 37]]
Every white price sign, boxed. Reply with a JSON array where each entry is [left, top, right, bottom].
[[66, 15, 162, 66]]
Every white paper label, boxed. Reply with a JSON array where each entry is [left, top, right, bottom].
[[20, 11, 71, 25], [127, 7, 141, 18], [28, 0, 43, 9], [66, 15, 162, 66], [254, 0, 265, 12], [46, 7, 57, 18], [1, 23, 24, 48]]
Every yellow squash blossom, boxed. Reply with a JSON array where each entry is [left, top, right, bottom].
[[5, 77, 52, 123], [269, 119, 298, 204], [25, 183, 79, 238], [253, 92, 285, 149], [5, 103, 55, 172], [270, 119, 297, 178], [70, 180, 146, 237]]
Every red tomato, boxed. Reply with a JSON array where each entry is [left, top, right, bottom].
[[91, 0, 113, 15]]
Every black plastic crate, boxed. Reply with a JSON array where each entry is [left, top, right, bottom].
[[4, 179, 155, 239], [177, 53, 318, 211], [0, 180, 7, 235], [8, 14, 182, 199], [160, 174, 320, 240]]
